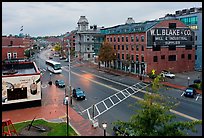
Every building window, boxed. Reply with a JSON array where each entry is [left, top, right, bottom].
[[131, 45, 134, 51], [13, 53, 17, 59], [126, 54, 129, 60], [169, 23, 176, 29], [118, 45, 120, 50], [131, 35, 134, 42], [87, 48, 90, 51], [153, 44, 161, 51], [189, 25, 198, 30], [136, 55, 139, 62], [136, 36, 139, 42], [141, 45, 144, 51], [195, 36, 197, 41], [136, 45, 139, 51], [110, 37, 112, 42], [153, 56, 158, 62], [114, 45, 116, 50], [92, 47, 94, 50], [161, 55, 165, 59], [126, 45, 128, 50], [180, 16, 198, 25], [122, 45, 124, 50], [117, 53, 120, 59], [188, 54, 191, 60], [73, 36, 75, 38], [107, 38, 109, 42], [114, 37, 116, 42], [131, 55, 134, 61], [118, 37, 120, 42], [141, 35, 144, 42], [185, 45, 192, 50], [181, 54, 185, 59], [168, 55, 176, 61], [195, 45, 197, 50], [169, 45, 176, 50], [9, 41, 13, 46], [122, 54, 124, 60], [141, 55, 144, 62], [7, 52, 12, 59], [195, 55, 197, 60], [126, 36, 128, 42], [122, 36, 124, 42]]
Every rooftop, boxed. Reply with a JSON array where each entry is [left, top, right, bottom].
[[2, 61, 39, 76]]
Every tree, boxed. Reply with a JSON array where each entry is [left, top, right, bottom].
[[113, 75, 202, 136], [122, 54, 131, 73], [98, 42, 116, 68], [54, 43, 62, 52]]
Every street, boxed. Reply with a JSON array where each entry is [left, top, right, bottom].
[[29, 48, 202, 135]]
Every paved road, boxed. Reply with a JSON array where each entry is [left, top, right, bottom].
[[5, 48, 202, 136]]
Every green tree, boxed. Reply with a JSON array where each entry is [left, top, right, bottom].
[[54, 43, 62, 52], [122, 54, 131, 73], [98, 42, 116, 68], [113, 75, 202, 136]]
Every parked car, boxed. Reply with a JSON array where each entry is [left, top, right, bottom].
[[64, 58, 69, 62], [194, 79, 201, 84], [55, 80, 65, 88], [73, 88, 86, 100], [60, 56, 66, 60], [184, 87, 197, 98], [49, 56, 53, 59], [161, 70, 175, 79]]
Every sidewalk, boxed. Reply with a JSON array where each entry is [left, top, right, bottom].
[[86, 62, 202, 94]]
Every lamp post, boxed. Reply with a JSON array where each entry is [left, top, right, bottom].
[[102, 122, 107, 136], [64, 93, 69, 136], [49, 73, 52, 85], [188, 77, 190, 86]]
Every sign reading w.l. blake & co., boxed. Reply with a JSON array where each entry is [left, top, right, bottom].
[[147, 28, 195, 47]]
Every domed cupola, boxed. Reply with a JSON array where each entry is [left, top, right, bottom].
[[77, 16, 89, 31], [126, 17, 135, 24]]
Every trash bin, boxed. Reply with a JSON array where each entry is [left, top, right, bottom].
[[48, 81, 52, 85]]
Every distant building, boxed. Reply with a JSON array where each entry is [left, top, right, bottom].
[[75, 16, 104, 61], [160, 7, 202, 71], [2, 36, 34, 61], [2, 60, 41, 110], [101, 18, 195, 75]]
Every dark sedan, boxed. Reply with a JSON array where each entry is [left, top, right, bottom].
[[184, 87, 197, 98], [55, 80, 65, 88], [73, 88, 86, 100]]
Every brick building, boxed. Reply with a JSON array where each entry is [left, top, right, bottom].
[[101, 18, 195, 75], [2, 36, 34, 61]]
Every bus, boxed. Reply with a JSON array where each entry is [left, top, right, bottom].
[[45, 60, 62, 73], [2, 61, 42, 110]]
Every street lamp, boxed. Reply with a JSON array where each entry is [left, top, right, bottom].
[[66, 40, 72, 105], [102, 122, 107, 136], [187, 77, 190, 86], [63, 94, 69, 136], [49, 73, 52, 85]]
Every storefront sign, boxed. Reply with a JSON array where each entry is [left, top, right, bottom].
[[147, 28, 195, 46]]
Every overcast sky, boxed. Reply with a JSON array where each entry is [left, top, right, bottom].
[[2, 2, 202, 37]]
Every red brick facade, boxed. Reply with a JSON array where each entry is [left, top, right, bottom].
[[2, 36, 33, 60], [104, 19, 195, 75]]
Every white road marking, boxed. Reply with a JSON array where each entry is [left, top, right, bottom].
[[181, 92, 185, 97], [62, 68, 201, 121]]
